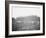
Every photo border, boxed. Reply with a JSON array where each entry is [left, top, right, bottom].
[[5, 1, 45, 37]]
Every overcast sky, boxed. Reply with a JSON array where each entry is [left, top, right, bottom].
[[11, 4, 42, 19]]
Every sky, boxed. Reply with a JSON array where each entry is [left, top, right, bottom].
[[10, 4, 42, 19]]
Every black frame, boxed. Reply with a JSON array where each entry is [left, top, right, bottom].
[[5, 1, 45, 37]]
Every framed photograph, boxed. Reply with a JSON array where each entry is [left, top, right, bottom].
[[5, 1, 45, 37]]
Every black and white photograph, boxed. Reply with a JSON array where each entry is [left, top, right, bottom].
[[12, 4, 40, 31], [5, 1, 45, 37]]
